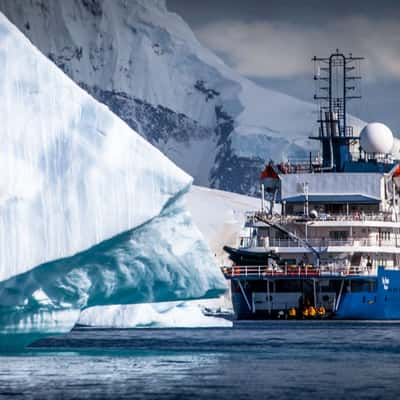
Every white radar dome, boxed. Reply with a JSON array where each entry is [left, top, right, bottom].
[[360, 122, 394, 154]]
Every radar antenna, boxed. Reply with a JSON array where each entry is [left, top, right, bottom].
[[311, 50, 364, 171]]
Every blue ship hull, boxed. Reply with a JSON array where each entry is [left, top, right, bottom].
[[229, 267, 400, 320], [334, 268, 400, 320]]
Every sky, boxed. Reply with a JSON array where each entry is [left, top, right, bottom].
[[167, 0, 400, 134]]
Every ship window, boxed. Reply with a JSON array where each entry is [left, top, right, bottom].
[[329, 231, 349, 241], [351, 279, 377, 293], [281, 259, 297, 266], [379, 231, 391, 241]]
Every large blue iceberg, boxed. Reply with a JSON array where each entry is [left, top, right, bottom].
[[0, 13, 225, 342]]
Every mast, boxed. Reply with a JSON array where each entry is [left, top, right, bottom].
[[311, 50, 364, 171]]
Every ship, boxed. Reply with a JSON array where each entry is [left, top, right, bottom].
[[221, 50, 400, 320]]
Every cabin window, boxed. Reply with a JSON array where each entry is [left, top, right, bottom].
[[379, 231, 391, 241], [282, 259, 297, 266], [329, 231, 349, 241], [350, 279, 377, 293]]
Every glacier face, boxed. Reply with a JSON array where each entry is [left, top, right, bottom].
[[0, 12, 225, 336], [0, 0, 366, 195]]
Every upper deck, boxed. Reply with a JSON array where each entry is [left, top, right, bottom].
[[245, 210, 399, 228], [221, 264, 380, 280], [260, 164, 400, 225]]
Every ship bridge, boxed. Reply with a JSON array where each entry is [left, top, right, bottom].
[[280, 171, 383, 208]]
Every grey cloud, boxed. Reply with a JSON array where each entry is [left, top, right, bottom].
[[167, 0, 400, 132], [194, 17, 400, 81]]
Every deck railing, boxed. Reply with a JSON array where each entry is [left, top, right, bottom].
[[240, 237, 400, 248], [221, 264, 375, 278], [267, 238, 399, 248], [246, 211, 397, 224]]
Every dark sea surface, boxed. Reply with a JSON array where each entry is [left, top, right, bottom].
[[1, 321, 400, 399]]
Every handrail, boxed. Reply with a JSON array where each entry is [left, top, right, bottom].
[[221, 264, 376, 278], [239, 237, 400, 248], [254, 214, 322, 262], [246, 211, 396, 223]]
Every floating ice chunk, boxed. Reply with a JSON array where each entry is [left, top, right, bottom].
[[79, 302, 232, 328]]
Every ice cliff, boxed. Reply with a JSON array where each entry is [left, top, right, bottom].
[[0, 12, 225, 339]]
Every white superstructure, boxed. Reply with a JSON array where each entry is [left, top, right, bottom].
[[241, 163, 400, 277]]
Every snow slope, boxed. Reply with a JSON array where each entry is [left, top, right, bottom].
[[0, 12, 225, 336], [186, 186, 260, 261], [79, 185, 259, 328], [0, 0, 366, 195]]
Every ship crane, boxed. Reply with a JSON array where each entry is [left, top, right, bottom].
[[254, 214, 325, 266]]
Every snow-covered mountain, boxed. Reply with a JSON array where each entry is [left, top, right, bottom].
[[0, 11, 225, 339], [0, 0, 364, 195]]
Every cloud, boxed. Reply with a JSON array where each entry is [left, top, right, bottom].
[[195, 17, 400, 81]]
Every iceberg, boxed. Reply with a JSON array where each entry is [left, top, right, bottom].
[[0, 12, 225, 344], [79, 186, 260, 328]]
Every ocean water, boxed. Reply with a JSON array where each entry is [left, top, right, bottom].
[[1, 321, 400, 399]]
